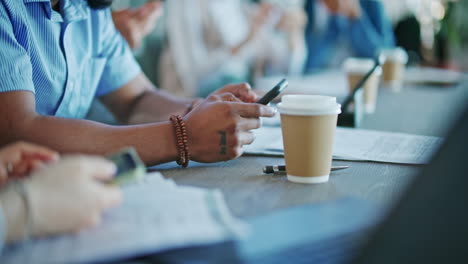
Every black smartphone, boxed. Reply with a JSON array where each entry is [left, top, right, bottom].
[[256, 78, 288, 105]]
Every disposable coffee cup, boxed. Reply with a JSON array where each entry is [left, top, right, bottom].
[[343, 58, 382, 113], [381, 47, 408, 91], [277, 95, 341, 184]]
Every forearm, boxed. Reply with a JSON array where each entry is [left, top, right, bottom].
[[127, 89, 196, 125], [4, 115, 178, 165]]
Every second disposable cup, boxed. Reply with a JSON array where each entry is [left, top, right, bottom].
[[343, 58, 382, 113], [278, 95, 341, 184], [381, 47, 408, 91]]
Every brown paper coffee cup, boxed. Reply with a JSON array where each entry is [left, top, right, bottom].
[[381, 48, 408, 91], [278, 95, 341, 184], [343, 58, 381, 113]]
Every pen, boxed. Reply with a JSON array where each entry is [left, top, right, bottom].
[[263, 165, 350, 174]]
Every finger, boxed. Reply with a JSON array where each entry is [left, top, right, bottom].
[[95, 185, 123, 210], [238, 131, 256, 146], [27, 159, 46, 175], [82, 213, 102, 230], [16, 142, 59, 162], [135, 1, 161, 20], [207, 94, 220, 102], [218, 93, 242, 103], [90, 159, 117, 182], [0, 166, 7, 186], [232, 103, 276, 118], [69, 156, 117, 182], [238, 117, 262, 131], [224, 83, 258, 103], [13, 162, 29, 178], [0, 177, 7, 187]]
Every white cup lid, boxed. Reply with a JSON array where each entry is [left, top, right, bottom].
[[381, 47, 408, 63], [343, 58, 375, 74], [278, 95, 341, 116]]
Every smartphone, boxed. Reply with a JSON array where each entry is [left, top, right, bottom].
[[107, 147, 146, 186], [256, 78, 288, 105]]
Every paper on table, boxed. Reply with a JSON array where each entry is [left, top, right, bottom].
[[404, 67, 467, 86], [1, 173, 248, 264], [244, 127, 443, 165], [255, 70, 349, 97]]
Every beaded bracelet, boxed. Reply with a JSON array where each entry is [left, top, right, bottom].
[[170, 115, 190, 168]]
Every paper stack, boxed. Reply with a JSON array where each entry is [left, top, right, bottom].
[[245, 126, 443, 165], [1, 173, 247, 264]]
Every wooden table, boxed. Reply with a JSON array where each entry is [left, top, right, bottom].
[[151, 81, 468, 219]]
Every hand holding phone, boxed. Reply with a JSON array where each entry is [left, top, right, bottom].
[[256, 79, 288, 105]]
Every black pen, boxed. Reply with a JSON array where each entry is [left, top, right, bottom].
[[263, 165, 350, 174]]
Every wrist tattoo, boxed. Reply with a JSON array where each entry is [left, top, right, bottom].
[[219, 131, 227, 155]]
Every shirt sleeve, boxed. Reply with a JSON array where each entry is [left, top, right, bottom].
[[95, 10, 142, 97], [0, 4, 35, 94]]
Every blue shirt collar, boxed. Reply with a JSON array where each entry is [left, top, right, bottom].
[[23, 0, 88, 22]]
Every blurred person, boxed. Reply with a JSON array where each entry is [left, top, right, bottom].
[[111, 1, 162, 50], [158, 0, 307, 98], [0, 0, 276, 166], [0, 142, 122, 251], [303, 0, 395, 72]]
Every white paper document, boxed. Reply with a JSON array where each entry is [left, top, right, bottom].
[[245, 127, 443, 165], [1, 173, 247, 264], [255, 70, 349, 97]]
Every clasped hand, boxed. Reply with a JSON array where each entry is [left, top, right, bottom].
[[184, 83, 276, 163]]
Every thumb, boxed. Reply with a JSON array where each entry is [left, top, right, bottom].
[[71, 156, 117, 182]]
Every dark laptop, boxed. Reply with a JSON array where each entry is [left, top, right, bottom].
[[136, 102, 468, 264]]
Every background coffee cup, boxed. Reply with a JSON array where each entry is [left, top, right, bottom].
[[343, 58, 382, 114], [277, 95, 341, 184], [381, 47, 408, 91]]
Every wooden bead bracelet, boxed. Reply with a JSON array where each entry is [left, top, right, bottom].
[[170, 115, 190, 168]]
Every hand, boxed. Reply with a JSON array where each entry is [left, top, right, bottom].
[[112, 1, 163, 49], [184, 94, 276, 163], [276, 8, 308, 33], [0, 142, 59, 186], [250, 3, 273, 37], [22, 156, 122, 238], [322, 0, 362, 19], [209, 83, 259, 103], [231, 3, 272, 55]]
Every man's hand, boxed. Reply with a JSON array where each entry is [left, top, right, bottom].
[[112, 1, 163, 49], [0, 142, 59, 186], [2, 155, 122, 243], [24, 156, 122, 238], [322, 0, 362, 19], [209, 83, 259, 103], [184, 93, 276, 163]]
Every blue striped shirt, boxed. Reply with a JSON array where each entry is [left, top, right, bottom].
[[0, 0, 141, 118]]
